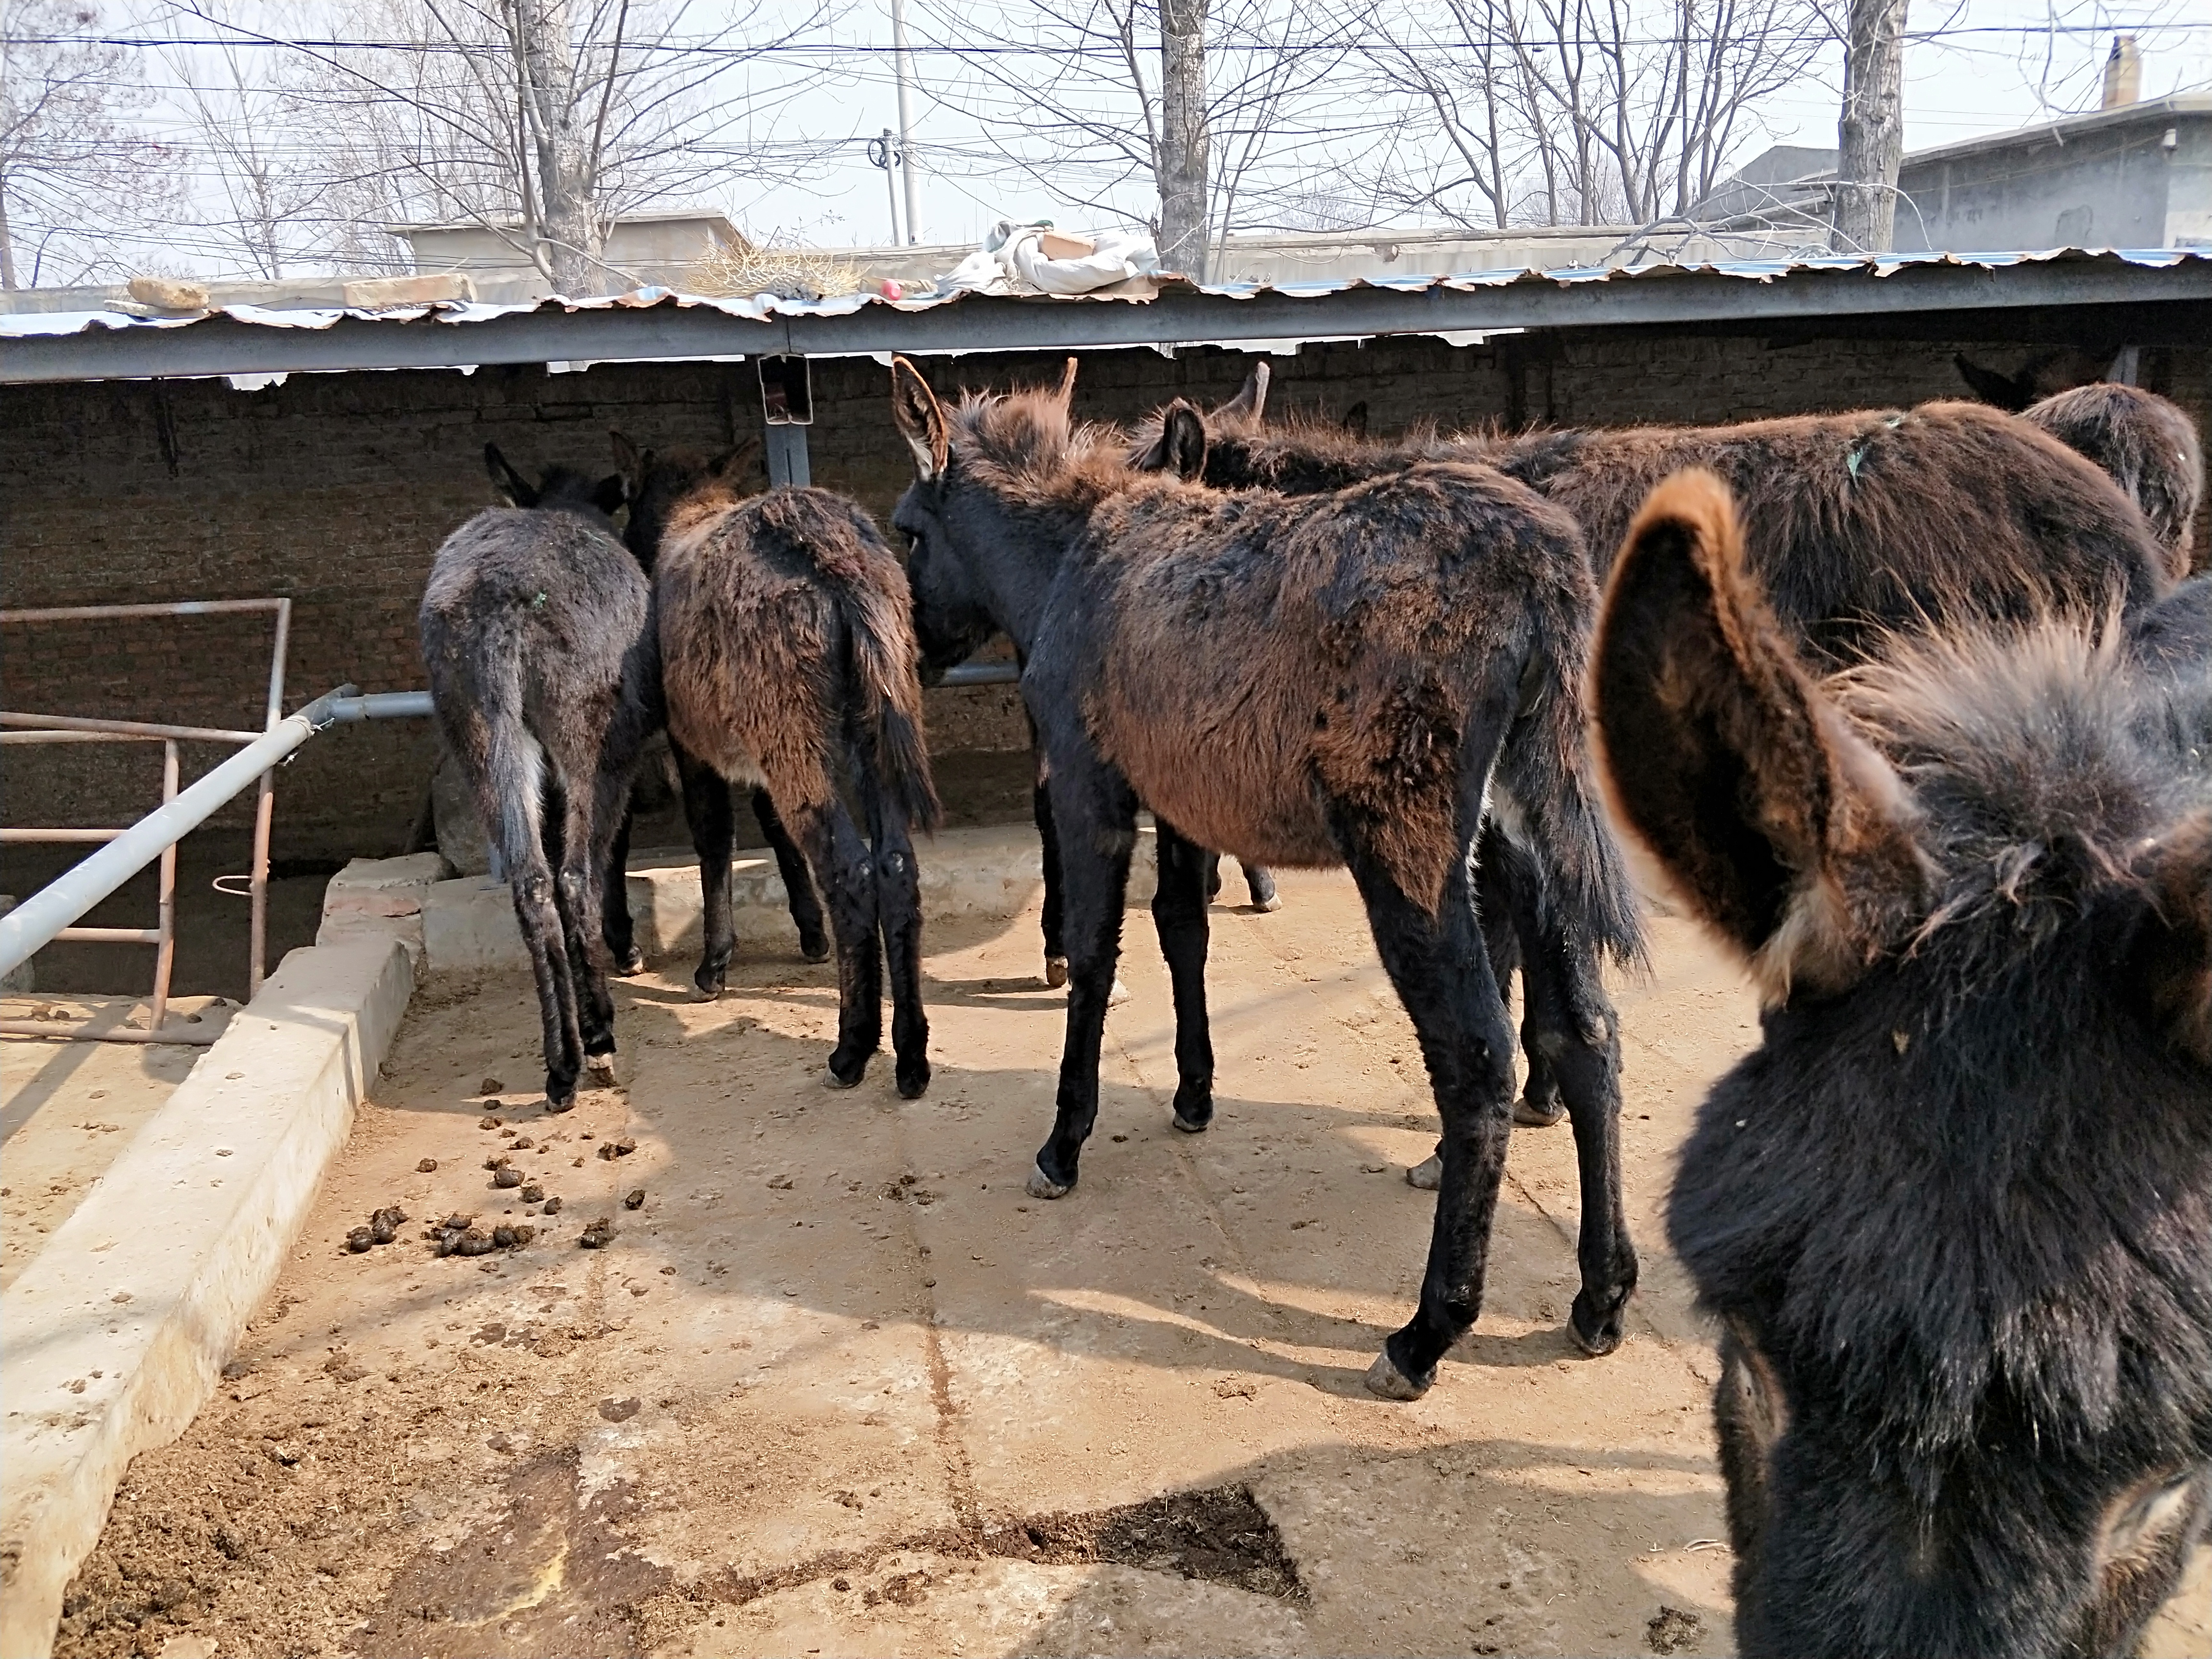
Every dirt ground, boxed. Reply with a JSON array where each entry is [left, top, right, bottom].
[[53, 874, 2211, 1659]]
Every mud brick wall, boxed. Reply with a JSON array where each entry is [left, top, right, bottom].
[[3, 332, 2202, 859]]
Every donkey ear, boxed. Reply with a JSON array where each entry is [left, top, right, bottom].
[[891, 355, 950, 481], [484, 442, 537, 507], [1133, 400, 1207, 481], [609, 429, 646, 479], [1341, 401, 1370, 438], [1053, 357, 1079, 409], [2131, 813, 2212, 1064], [591, 473, 627, 516], [1211, 361, 1270, 430], [1592, 469, 1924, 1001]]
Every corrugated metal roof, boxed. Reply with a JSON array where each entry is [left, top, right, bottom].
[[2, 246, 2206, 384]]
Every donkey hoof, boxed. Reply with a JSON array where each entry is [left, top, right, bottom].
[[1172, 1111, 1209, 1134], [1108, 976, 1130, 1007], [587, 1055, 619, 1088], [1025, 1162, 1072, 1201], [692, 978, 724, 1002], [799, 932, 832, 965], [612, 947, 646, 977], [823, 1061, 866, 1092], [1569, 1293, 1627, 1358], [543, 1080, 577, 1115], [1514, 1095, 1567, 1129], [896, 1057, 931, 1100], [1254, 893, 1284, 914], [1044, 956, 1069, 988], [1363, 1351, 1431, 1401], [1405, 1153, 1442, 1191]]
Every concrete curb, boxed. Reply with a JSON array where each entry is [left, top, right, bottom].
[[419, 821, 1158, 975], [0, 938, 413, 1657]]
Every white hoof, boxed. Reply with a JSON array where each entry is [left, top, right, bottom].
[[1256, 894, 1284, 914], [1045, 956, 1069, 988], [586, 1054, 619, 1087], [1025, 1162, 1072, 1200], [1406, 1152, 1442, 1191], [1363, 1351, 1430, 1400]]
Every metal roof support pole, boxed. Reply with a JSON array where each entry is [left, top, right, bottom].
[[249, 598, 291, 997], [890, 0, 922, 244], [764, 423, 811, 487], [151, 740, 178, 1031], [0, 686, 354, 986]]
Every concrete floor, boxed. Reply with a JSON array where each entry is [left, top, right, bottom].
[[1, 996, 233, 1292], [50, 876, 2212, 1658]]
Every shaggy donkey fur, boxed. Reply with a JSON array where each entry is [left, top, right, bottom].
[[1143, 397, 2178, 660], [604, 433, 832, 977], [890, 357, 1643, 1395], [2017, 383, 2204, 575], [1595, 470, 2212, 1659], [646, 446, 942, 1097], [419, 446, 650, 1110]]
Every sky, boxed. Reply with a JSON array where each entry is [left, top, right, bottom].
[[720, 0, 2212, 249], [68, 0, 2212, 275]]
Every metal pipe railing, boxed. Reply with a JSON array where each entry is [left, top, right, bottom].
[[0, 686, 354, 986], [0, 710, 265, 745]]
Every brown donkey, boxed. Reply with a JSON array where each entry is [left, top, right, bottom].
[[889, 357, 1645, 1397], [640, 445, 943, 1097], [1594, 470, 2211, 1657], [2017, 382, 2203, 573], [1153, 397, 2179, 659]]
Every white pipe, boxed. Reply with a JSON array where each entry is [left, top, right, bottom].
[[0, 686, 354, 983]]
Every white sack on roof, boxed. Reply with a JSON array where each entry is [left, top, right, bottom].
[[941, 220, 1161, 296]]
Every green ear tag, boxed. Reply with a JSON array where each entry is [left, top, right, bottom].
[[531, 590, 549, 609], [1846, 443, 1866, 480]]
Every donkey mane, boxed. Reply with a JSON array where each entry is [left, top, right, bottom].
[[950, 389, 1130, 511], [1834, 622, 2200, 962]]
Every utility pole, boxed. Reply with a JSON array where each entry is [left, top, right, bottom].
[[869, 130, 904, 245], [890, 0, 922, 245], [1831, 0, 1909, 253]]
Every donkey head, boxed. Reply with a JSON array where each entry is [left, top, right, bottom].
[[608, 431, 760, 573], [889, 355, 1092, 672], [1593, 469, 2212, 1658], [1130, 399, 1207, 480], [484, 442, 625, 523]]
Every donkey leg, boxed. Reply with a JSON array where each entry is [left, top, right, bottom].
[[1034, 772, 1067, 986], [1408, 826, 1528, 1192], [1152, 820, 1215, 1133], [752, 788, 830, 963], [859, 776, 929, 1100], [600, 805, 644, 975], [557, 762, 630, 1082], [1030, 757, 1139, 1198], [1245, 865, 1281, 912], [1517, 914, 1637, 1355], [782, 797, 883, 1089], [510, 849, 586, 1111], [1488, 831, 1564, 1129], [674, 743, 737, 999]]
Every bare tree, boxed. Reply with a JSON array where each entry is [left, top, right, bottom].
[[922, 0, 1377, 280], [1, 0, 173, 287], [1830, 0, 1906, 251], [1362, 0, 1828, 233], [183, 0, 841, 293], [163, 36, 327, 280]]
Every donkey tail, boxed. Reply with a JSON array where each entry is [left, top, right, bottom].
[[842, 577, 944, 834], [1492, 622, 1647, 973]]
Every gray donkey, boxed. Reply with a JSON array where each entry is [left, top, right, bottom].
[[419, 445, 656, 1111]]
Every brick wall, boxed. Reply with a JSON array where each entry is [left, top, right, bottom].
[[3, 331, 2202, 860]]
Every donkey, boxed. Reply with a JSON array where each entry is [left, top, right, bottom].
[[1594, 468, 2211, 1658], [419, 445, 651, 1111], [601, 433, 831, 978], [1155, 399, 2177, 664], [889, 357, 1646, 1396], [2018, 382, 2203, 575], [640, 445, 942, 1097]]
